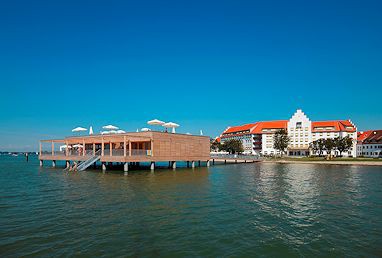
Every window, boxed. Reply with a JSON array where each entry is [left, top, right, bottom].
[[296, 122, 302, 129]]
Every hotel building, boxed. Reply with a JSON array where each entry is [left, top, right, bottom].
[[357, 130, 382, 157], [220, 109, 357, 157]]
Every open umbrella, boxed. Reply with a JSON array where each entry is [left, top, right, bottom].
[[72, 127, 87, 132], [101, 131, 110, 135], [147, 119, 165, 125], [73, 144, 83, 148], [116, 130, 126, 134], [102, 125, 119, 130], [163, 122, 179, 133], [59, 145, 72, 151], [147, 119, 165, 131], [141, 128, 151, 132], [72, 127, 87, 135]]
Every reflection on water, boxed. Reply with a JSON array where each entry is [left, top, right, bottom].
[[0, 155, 382, 257]]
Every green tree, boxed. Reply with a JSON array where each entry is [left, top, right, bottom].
[[310, 139, 326, 156], [273, 129, 290, 157], [210, 138, 222, 152], [334, 136, 353, 157], [324, 138, 335, 158], [221, 139, 244, 154]]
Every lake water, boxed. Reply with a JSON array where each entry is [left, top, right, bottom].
[[1, 155, 382, 257]]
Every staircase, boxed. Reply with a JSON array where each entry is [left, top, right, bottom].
[[77, 150, 101, 171]]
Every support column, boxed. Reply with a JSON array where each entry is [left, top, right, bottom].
[[40, 160, 43, 167], [191, 161, 195, 168], [93, 143, 95, 155], [150, 162, 155, 170], [172, 161, 176, 169], [52, 160, 56, 167], [123, 136, 127, 157], [51, 141, 54, 156], [66, 161, 70, 169], [39, 142, 42, 155], [206, 160, 210, 167], [109, 142, 112, 157], [83, 139, 85, 156], [65, 141, 69, 156], [150, 139, 154, 157], [101, 138, 104, 156], [129, 141, 132, 156], [102, 162, 106, 171], [124, 162, 128, 175]]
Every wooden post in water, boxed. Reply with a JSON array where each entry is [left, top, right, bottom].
[[123, 136, 127, 157], [82, 139, 85, 156]]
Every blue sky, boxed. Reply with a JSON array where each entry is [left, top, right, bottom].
[[0, 0, 381, 151]]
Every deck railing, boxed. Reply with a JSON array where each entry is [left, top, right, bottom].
[[42, 149, 151, 157]]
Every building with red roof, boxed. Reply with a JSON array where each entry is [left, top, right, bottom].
[[220, 109, 358, 156], [357, 130, 382, 157]]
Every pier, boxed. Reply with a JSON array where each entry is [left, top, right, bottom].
[[210, 154, 261, 164]]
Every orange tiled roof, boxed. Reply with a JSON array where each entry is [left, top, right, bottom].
[[250, 120, 288, 134], [357, 130, 373, 142], [363, 130, 382, 143], [221, 120, 287, 136], [222, 123, 257, 134], [311, 120, 356, 132]]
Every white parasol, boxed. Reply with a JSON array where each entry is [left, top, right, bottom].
[[163, 122, 179, 133], [72, 127, 87, 132], [141, 128, 151, 132], [102, 125, 119, 130], [59, 145, 72, 151], [89, 126, 94, 135]]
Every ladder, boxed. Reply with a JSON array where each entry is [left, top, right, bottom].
[[63, 150, 101, 172], [77, 150, 101, 171]]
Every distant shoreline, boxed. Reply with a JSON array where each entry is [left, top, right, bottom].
[[262, 159, 382, 166]]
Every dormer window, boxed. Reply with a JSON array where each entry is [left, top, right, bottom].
[[296, 122, 302, 129]]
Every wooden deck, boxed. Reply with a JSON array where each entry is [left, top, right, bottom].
[[39, 131, 211, 171]]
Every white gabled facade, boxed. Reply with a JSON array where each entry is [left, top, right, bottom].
[[287, 109, 312, 156]]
